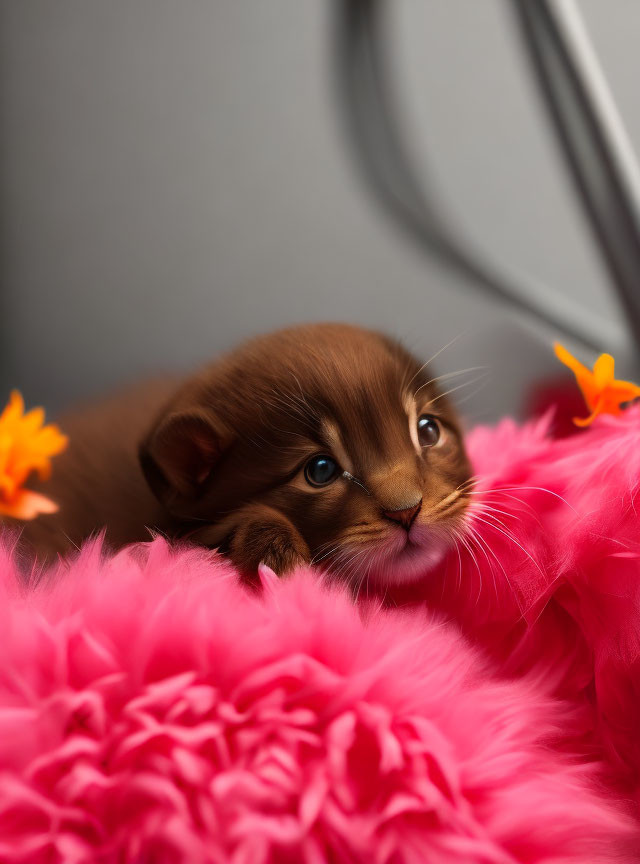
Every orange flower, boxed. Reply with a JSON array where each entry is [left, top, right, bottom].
[[554, 343, 640, 427], [0, 391, 68, 520]]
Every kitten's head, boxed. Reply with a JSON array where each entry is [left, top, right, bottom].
[[140, 324, 472, 585]]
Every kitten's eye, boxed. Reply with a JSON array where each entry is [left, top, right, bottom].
[[417, 414, 441, 447], [304, 455, 340, 487]]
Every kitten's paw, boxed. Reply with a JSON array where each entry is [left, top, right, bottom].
[[260, 542, 309, 577], [229, 511, 310, 578]]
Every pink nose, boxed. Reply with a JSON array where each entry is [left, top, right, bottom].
[[383, 499, 422, 530]]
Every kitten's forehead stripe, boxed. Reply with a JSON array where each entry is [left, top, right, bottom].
[[404, 395, 421, 456], [320, 420, 354, 475]]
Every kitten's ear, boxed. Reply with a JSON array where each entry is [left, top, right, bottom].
[[139, 408, 231, 512]]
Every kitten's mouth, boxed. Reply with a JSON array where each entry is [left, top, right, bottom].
[[349, 526, 454, 587], [395, 534, 449, 574], [400, 533, 419, 550]]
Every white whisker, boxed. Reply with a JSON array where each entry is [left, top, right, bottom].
[[405, 332, 466, 391], [465, 486, 576, 513], [454, 528, 484, 606], [465, 523, 500, 604], [425, 373, 490, 406], [413, 366, 488, 399], [471, 511, 546, 583]]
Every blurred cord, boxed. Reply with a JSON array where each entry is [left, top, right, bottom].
[[512, 0, 640, 350], [333, 0, 640, 356]]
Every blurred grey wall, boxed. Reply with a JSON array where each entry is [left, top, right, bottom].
[[0, 0, 634, 423]]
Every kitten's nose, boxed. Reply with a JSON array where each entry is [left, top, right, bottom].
[[383, 499, 422, 530]]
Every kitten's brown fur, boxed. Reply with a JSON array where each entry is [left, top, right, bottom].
[[15, 324, 472, 584]]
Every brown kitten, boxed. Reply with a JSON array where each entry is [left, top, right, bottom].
[[16, 324, 472, 585]]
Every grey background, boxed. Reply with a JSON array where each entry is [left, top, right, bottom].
[[1, 0, 635, 425]]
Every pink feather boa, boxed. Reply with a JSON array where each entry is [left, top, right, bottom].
[[388, 405, 640, 805], [1, 408, 640, 861]]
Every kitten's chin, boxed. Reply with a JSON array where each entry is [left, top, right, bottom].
[[360, 530, 453, 587]]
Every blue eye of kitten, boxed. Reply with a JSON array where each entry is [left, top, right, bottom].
[[417, 414, 441, 447], [304, 455, 340, 487]]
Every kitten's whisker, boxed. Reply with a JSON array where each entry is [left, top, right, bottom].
[[464, 524, 500, 604], [454, 529, 484, 607], [471, 512, 546, 582], [405, 332, 467, 391], [465, 486, 576, 512], [413, 366, 488, 399], [325, 545, 357, 581], [311, 544, 341, 566], [469, 501, 523, 526], [467, 519, 523, 610], [437, 522, 464, 595], [469, 491, 543, 528], [332, 545, 371, 585], [456, 476, 478, 492], [352, 555, 371, 604], [342, 471, 371, 496], [453, 376, 492, 408], [451, 528, 464, 594], [426, 373, 490, 406], [452, 523, 477, 573]]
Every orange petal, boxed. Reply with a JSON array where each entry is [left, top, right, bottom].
[[32, 427, 68, 457], [12, 455, 52, 481], [21, 407, 46, 434], [607, 379, 640, 403], [0, 474, 18, 499], [0, 391, 24, 426], [554, 343, 589, 376], [593, 353, 615, 390], [0, 489, 59, 520], [554, 343, 600, 407], [573, 397, 605, 427], [0, 435, 11, 476]]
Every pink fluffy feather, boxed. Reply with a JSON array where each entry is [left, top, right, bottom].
[[2, 407, 640, 860], [0, 539, 637, 861], [390, 404, 640, 807]]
